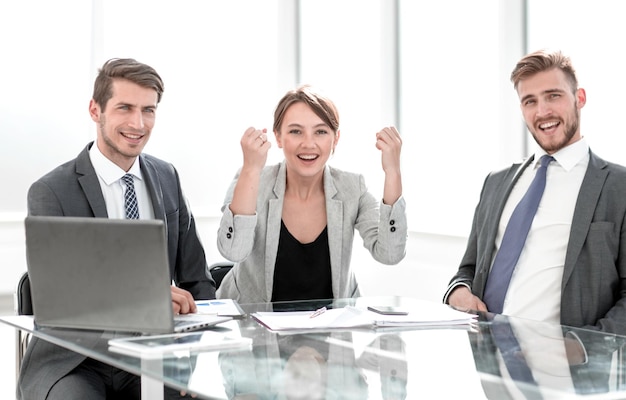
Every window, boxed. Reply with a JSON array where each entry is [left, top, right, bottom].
[[3, 1, 622, 238]]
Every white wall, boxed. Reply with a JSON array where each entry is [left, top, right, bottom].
[[1, 219, 29, 296]]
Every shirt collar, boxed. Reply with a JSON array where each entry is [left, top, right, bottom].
[[89, 142, 143, 185], [533, 137, 589, 172]]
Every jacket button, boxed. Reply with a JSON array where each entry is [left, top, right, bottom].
[[226, 233, 232, 239], [389, 220, 395, 225], [390, 227, 396, 232], [228, 226, 233, 233]]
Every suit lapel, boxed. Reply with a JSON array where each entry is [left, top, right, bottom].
[[563, 151, 608, 286], [76, 144, 108, 218], [140, 156, 166, 221], [323, 166, 343, 298], [265, 164, 286, 300], [480, 157, 534, 278]]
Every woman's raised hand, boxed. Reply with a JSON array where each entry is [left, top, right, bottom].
[[241, 127, 271, 172], [375, 126, 402, 175]]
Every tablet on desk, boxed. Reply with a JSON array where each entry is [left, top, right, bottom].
[[108, 330, 252, 359]]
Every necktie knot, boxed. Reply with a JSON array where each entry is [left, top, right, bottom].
[[539, 154, 554, 168], [122, 174, 134, 187]]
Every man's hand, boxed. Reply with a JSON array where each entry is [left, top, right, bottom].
[[448, 286, 488, 313], [171, 286, 196, 314], [564, 333, 587, 365]]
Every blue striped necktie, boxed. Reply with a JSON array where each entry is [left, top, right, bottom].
[[483, 155, 554, 314], [122, 174, 140, 220]]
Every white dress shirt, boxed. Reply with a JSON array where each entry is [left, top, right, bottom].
[[498, 138, 589, 324], [89, 143, 155, 220]]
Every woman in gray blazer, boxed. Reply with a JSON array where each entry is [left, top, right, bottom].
[[216, 85, 407, 303]]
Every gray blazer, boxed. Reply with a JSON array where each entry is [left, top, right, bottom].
[[18, 142, 215, 400], [446, 150, 626, 335], [216, 162, 407, 303]]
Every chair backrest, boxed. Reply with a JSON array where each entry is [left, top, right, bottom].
[[16, 272, 33, 316], [15, 272, 33, 385], [209, 261, 234, 290]]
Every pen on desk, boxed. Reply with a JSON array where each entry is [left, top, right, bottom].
[[310, 306, 327, 318]]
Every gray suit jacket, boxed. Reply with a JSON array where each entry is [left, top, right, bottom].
[[216, 162, 407, 303], [446, 150, 626, 335], [18, 142, 215, 400]]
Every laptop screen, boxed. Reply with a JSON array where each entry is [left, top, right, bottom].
[[25, 216, 176, 333]]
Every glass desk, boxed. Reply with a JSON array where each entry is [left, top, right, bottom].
[[3, 296, 626, 399]]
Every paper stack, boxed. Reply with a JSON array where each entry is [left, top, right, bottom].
[[252, 302, 476, 332]]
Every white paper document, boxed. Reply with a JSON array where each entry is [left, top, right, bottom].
[[252, 303, 476, 332]]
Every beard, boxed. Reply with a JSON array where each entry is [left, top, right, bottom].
[[529, 104, 580, 154], [98, 115, 144, 159]]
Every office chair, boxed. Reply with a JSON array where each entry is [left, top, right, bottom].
[[208, 261, 234, 290], [15, 271, 32, 383]]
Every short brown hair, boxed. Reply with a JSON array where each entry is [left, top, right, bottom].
[[510, 50, 578, 93], [273, 85, 339, 134], [92, 58, 164, 111]]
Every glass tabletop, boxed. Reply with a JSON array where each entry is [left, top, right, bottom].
[[3, 296, 626, 399]]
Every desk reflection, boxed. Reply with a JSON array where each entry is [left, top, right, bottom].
[[218, 330, 411, 400], [218, 325, 368, 400], [469, 314, 623, 399], [356, 334, 408, 400]]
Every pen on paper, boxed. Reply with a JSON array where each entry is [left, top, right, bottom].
[[310, 307, 327, 318]]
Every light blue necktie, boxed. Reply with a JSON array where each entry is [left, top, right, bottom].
[[122, 174, 139, 220], [483, 155, 554, 314]]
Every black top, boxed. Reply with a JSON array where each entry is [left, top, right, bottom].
[[271, 220, 333, 302]]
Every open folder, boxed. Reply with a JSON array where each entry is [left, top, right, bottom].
[[252, 303, 477, 332]]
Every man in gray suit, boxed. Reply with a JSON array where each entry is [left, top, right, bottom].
[[18, 58, 215, 399], [444, 49, 626, 336], [444, 49, 626, 397]]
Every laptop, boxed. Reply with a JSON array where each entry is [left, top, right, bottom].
[[24, 215, 230, 334]]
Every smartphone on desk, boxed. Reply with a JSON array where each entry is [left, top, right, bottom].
[[367, 306, 409, 316]]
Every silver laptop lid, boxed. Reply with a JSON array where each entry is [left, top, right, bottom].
[[25, 216, 175, 333]]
